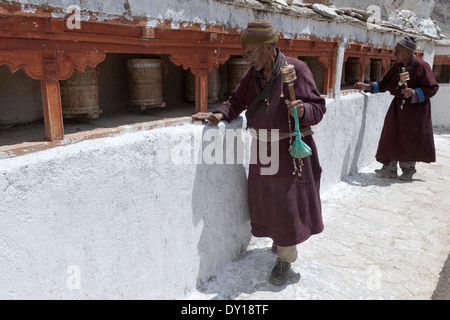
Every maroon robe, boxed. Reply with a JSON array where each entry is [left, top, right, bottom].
[[368, 56, 439, 164], [216, 54, 326, 246]]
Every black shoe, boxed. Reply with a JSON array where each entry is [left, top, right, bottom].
[[269, 258, 291, 286]]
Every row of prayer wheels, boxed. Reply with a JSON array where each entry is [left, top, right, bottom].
[[343, 57, 383, 85], [432, 64, 450, 83], [59, 57, 250, 119]]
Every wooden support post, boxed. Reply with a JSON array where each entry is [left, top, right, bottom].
[[319, 55, 333, 96], [41, 79, 64, 141], [195, 72, 208, 113], [170, 52, 229, 113]]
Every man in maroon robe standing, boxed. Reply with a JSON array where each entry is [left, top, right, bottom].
[[355, 35, 439, 181], [192, 20, 326, 285]]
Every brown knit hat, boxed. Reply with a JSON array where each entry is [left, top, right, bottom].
[[398, 35, 417, 52], [240, 20, 278, 45]]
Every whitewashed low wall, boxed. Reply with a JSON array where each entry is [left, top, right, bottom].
[[431, 84, 450, 130], [316, 92, 391, 191], [0, 119, 252, 299], [0, 91, 397, 299]]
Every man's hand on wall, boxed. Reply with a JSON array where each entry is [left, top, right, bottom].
[[191, 112, 223, 126], [354, 82, 366, 91]]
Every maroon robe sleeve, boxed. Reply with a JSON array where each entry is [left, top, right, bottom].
[[367, 58, 439, 101], [367, 62, 399, 94], [412, 60, 439, 102], [291, 60, 326, 127]]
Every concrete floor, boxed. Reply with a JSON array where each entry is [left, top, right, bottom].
[[187, 132, 450, 300]]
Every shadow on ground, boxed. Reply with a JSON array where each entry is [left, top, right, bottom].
[[343, 171, 425, 187], [196, 247, 300, 300], [432, 251, 450, 300]]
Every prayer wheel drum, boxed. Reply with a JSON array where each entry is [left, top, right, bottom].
[[60, 67, 102, 119], [370, 59, 382, 82], [364, 64, 371, 83], [126, 58, 166, 110], [433, 64, 443, 82], [184, 68, 219, 102], [227, 58, 250, 95], [345, 57, 360, 85]]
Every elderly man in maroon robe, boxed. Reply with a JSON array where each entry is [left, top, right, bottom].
[[355, 35, 439, 181], [192, 20, 326, 286]]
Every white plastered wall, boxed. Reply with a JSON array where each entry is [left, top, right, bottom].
[[0, 119, 252, 299]]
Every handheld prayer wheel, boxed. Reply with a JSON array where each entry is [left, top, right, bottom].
[[281, 63, 297, 101], [281, 62, 304, 176], [399, 67, 410, 86], [126, 58, 166, 110], [398, 67, 410, 110], [60, 67, 102, 119]]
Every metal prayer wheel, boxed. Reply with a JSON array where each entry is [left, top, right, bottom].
[[281, 63, 297, 100], [364, 64, 371, 83], [399, 67, 410, 110], [184, 68, 219, 102], [60, 67, 102, 119], [126, 58, 166, 110], [370, 59, 382, 82], [226, 58, 250, 96], [281, 63, 297, 83], [345, 57, 360, 85], [399, 67, 410, 85], [433, 64, 443, 82]]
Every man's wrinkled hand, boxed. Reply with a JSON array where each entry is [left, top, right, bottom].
[[354, 82, 366, 91], [285, 99, 305, 119], [401, 88, 414, 99], [191, 112, 223, 126]]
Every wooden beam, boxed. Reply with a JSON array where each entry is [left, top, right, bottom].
[[41, 79, 64, 141], [195, 73, 208, 113]]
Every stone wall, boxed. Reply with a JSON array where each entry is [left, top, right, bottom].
[[330, 0, 436, 20]]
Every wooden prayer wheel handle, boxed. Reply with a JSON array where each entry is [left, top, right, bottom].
[[286, 83, 296, 101]]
